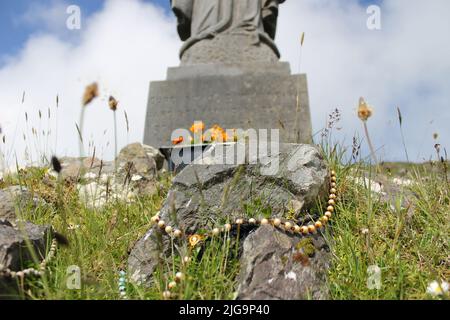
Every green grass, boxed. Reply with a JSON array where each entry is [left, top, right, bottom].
[[324, 150, 449, 300], [0, 168, 160, 299], [145, 234, 241, 300], [1, 146, 449, 300], [2, 167, 242, 300]]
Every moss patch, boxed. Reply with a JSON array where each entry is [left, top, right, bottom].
[[280, 255, 289, 267], [295, 238, 316, 257]]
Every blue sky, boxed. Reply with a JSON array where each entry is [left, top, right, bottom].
[[0, 0, 169, 60], [0, 0, 380, 61]]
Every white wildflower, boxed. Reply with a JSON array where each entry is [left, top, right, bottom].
[[349, 176, 384, 194], [426, 280, 449, 296], [48, 170, 59, 179], [131, 174, 143, 182], [392, 178, 413, 187], [78, 182, 108, 209]]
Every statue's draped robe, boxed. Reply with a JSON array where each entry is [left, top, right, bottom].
[[171, 0, 285, 58]]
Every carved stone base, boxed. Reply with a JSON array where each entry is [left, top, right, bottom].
[[143, 62, 312, 147], [180, 33, 279, 66]]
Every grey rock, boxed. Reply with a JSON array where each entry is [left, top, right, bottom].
[[0, 186, 44, 223], [0, 186, 51, 296], [53, 144, 164, 209], [59, 156, 104, 180], [57, 143, 164, 182], [0, 222, 52, 297], [236, 225, 330, 300], [0, 222, 52, 271], [143, 144, 166, 171], [128, 228, 169, 286], [128, 143, 328, 286], [116, 143, 165, 175]]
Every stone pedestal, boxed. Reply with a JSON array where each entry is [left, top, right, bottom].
[[143, 62, 312, 147]]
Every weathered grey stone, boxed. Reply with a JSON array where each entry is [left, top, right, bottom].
[[116, 143, 165, 175], [0, 223, 52, 271], [180, 34, 280, 66], [144, 70, 312, 148], [0, 186, 52, 297], [0, 222, 52, 297], [166, 62, 291, 80], [0, 186, 43, 223], [52, 144, 165, 209], [59, 156, 104, 180], [128, 143, 328, 286], [236, 225, 330, 300], [128, 228, 169, 286], [57, 144, 164, 182]]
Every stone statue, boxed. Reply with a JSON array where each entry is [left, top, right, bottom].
[[171, 0, 286, 65], [143, 0, 312, 155]]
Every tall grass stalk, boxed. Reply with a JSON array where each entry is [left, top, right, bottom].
[[109, 96, 119, 171], [54, 95, 60, 158], [79, 83, 99, 157], [363, 121, 377, 165], [78, 107, 86, 159], [397, 107, 410, 162], [114, 111, 118, 162], [124, 111, 130, 147], [358, 97, 377, 165], [295, 32, 305, 143]]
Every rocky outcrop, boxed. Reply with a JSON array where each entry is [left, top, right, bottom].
[[0, 187, 52, 298], [58, 156, 104, 181], [0, 186, 44, 223], [55, 143, 165, 208], [58, 143, 164, 181], [236, 225, 330, 300], [128, 143, 329, 291], [0, 221, 52, 272], [116, 142, 165, 174]]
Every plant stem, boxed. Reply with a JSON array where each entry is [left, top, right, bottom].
[[295, 40, 304, 144], [113, 110, 118, 172], [399, 126, 410, 163], [363, 121, 377, 165], [78, 106, 86, 158]]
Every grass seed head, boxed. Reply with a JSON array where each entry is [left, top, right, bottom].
[[109, 96, 118, 111], [358, 97, 373, 121], [51, 156, 62, 173], [82, 82, 99, 106]]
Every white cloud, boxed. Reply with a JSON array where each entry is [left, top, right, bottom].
[[0, 0, 179, 167], [0, 0, 449, 168], [278, 0, 450, 161]]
